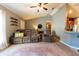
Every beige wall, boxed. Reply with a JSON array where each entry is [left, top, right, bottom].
[[26, 16, 52, 30], [20, 20, 25, 29], [51, 5, 67, 36], [0, 5, 24, 48], [26, 5, 67, 36]]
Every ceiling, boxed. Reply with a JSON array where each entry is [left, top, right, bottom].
[[67, 3, 79, 18], [0, 3, 63, 20]]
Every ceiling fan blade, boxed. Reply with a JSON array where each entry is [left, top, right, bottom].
[[43, 7, 48, 10], [30, 6, 37, 8], [44, 3, 48, 5]]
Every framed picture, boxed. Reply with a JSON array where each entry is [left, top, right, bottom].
[[10, 17, 18, 26]]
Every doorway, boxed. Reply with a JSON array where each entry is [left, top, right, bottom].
[[65, 17, 75, 31], [45, 21, 51, 35]]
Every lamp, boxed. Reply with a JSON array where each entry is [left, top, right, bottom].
[[33, 25, 38, 30], [38, 24, 42, 29], [15, 32, 24, 38], [69, 9, 72, 14]]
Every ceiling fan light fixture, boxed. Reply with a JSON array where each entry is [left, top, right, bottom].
[[30, 3, 50, 12]]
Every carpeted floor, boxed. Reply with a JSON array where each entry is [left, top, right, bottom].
[[0, 42, 79, 56]]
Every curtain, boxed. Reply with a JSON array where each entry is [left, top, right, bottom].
[[0, 9, 8, 50]]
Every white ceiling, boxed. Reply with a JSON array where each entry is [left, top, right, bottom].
[[67, 3, 79, 17], [0, 3, 63, 20]]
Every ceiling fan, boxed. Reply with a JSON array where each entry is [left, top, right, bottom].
[[30, 3, 54, 12]]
